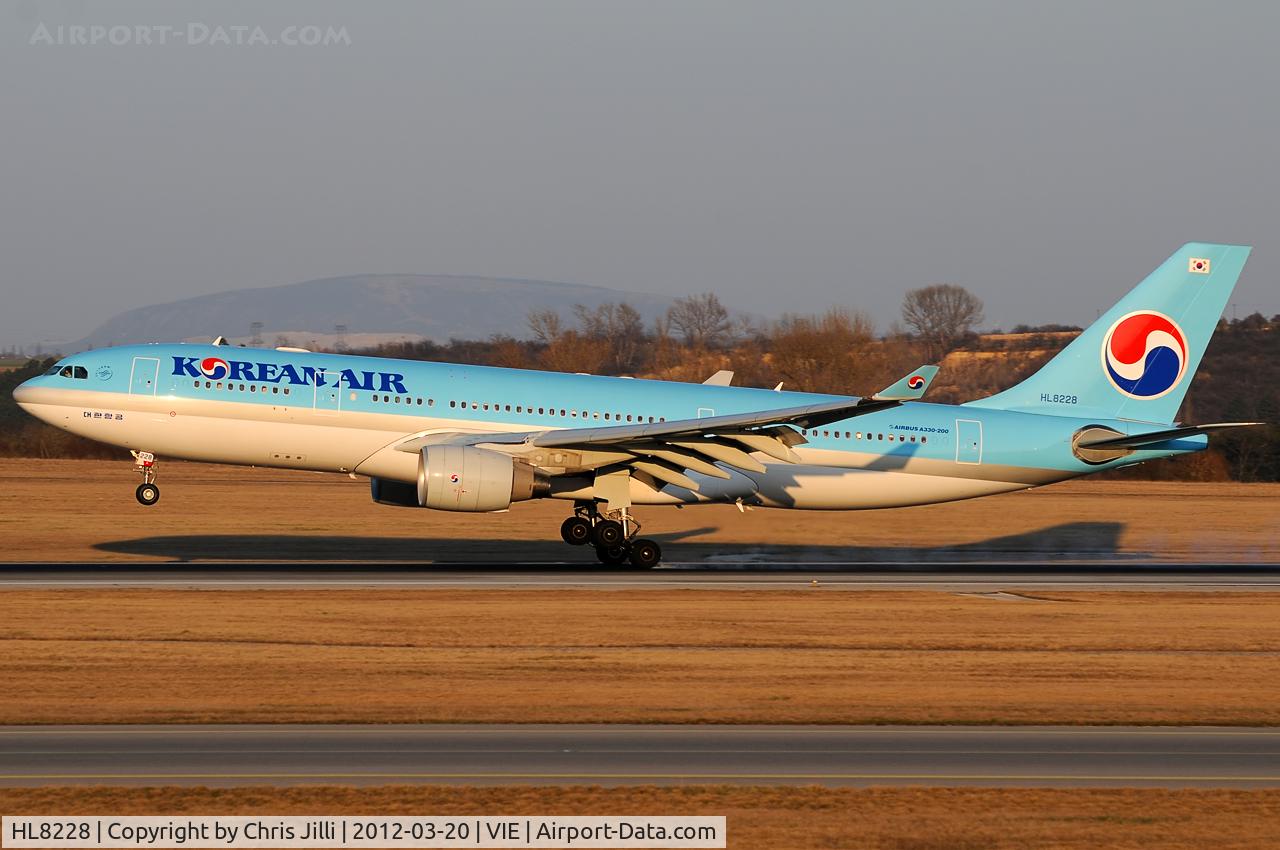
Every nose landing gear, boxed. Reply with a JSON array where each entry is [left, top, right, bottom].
[[132, 451, 160, 506], [559, 501, 662, 568]]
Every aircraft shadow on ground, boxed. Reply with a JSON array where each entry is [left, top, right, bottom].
[[90, 521, 1147, 565]]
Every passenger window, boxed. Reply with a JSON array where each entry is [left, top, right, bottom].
[[250, 385, 257, 393], [428, 399, 434, 407], [921, 436, 927, 444]]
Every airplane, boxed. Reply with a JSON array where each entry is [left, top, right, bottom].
[[12, 242, 1264, 567]]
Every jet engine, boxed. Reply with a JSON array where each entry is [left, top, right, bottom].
[[370, 477, 419, 507], [414, 445, 550, 511]]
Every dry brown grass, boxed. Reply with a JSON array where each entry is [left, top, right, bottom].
[[1, 460, 1277, 563], [2, 589, 1279, 725], [3, 786, 1280, 849]]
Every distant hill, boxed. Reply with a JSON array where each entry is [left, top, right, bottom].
[[61, 274, 683, 351]]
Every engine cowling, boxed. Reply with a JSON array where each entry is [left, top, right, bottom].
[[370, 477, 420, 507], [416, 445, 549, 512]]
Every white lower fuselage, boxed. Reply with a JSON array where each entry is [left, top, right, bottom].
[[18, 383, 1050, 511]]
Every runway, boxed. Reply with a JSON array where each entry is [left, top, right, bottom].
[[1, 563, 1279, 590], [1, 725, 1277, 788]]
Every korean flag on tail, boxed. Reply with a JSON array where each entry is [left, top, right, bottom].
[[1188, 257, 1211, 274]]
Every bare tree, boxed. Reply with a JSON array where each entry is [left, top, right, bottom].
[[525, 303, 647, 374], [769, 307, 879, 394], [572, 302, 646, 373], [666, 293, 732, 349], [901, 284, 984, 361], [526, 309, 564, 343]]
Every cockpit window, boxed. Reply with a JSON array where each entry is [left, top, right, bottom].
[[52, 363, 88, 379]]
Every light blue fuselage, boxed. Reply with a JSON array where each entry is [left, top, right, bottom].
[[13, 342, 1205, 511]]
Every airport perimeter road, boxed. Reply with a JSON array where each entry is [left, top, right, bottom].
[[1, 563, 1280, 590], [1, 725, 1278, 788]]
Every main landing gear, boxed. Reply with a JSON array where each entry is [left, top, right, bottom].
[[560, 502, 662, 568], [132, 451, 160, 506]]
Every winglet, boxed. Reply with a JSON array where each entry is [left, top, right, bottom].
[[703, 370, 734, 386], [872, 366, 938, 401]]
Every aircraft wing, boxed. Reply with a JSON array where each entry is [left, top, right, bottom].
[[394, 367, 936, 492]]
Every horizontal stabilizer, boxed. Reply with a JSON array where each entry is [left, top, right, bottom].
[[873, 366, 939, 401], [702, 370, 734, 386], [1077, 422, 1266, 450]]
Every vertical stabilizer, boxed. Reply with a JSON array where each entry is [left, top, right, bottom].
[[967, 243, 1251, 424]]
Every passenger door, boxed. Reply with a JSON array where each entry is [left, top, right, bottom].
[[313, 369, 343, 414], [955, 418, 983, 464], [128, 357, 160, 396]]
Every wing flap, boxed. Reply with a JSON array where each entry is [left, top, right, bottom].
[[630, 459, 700, 491], [626, 446, 733, 480], [668, 439, 768, 473]]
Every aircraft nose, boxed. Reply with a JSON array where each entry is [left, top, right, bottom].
[[12, 379, 35, 407]]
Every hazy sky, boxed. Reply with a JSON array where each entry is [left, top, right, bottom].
[[2, 0, 1277, 346]]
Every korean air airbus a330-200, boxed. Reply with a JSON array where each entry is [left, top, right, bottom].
[[13, 243, 1265, 567]]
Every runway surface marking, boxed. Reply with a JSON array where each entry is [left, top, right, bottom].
[[2, 564, 1279, 590], [5, 773, 1280, 782], [2, 725, 1277, 788]]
